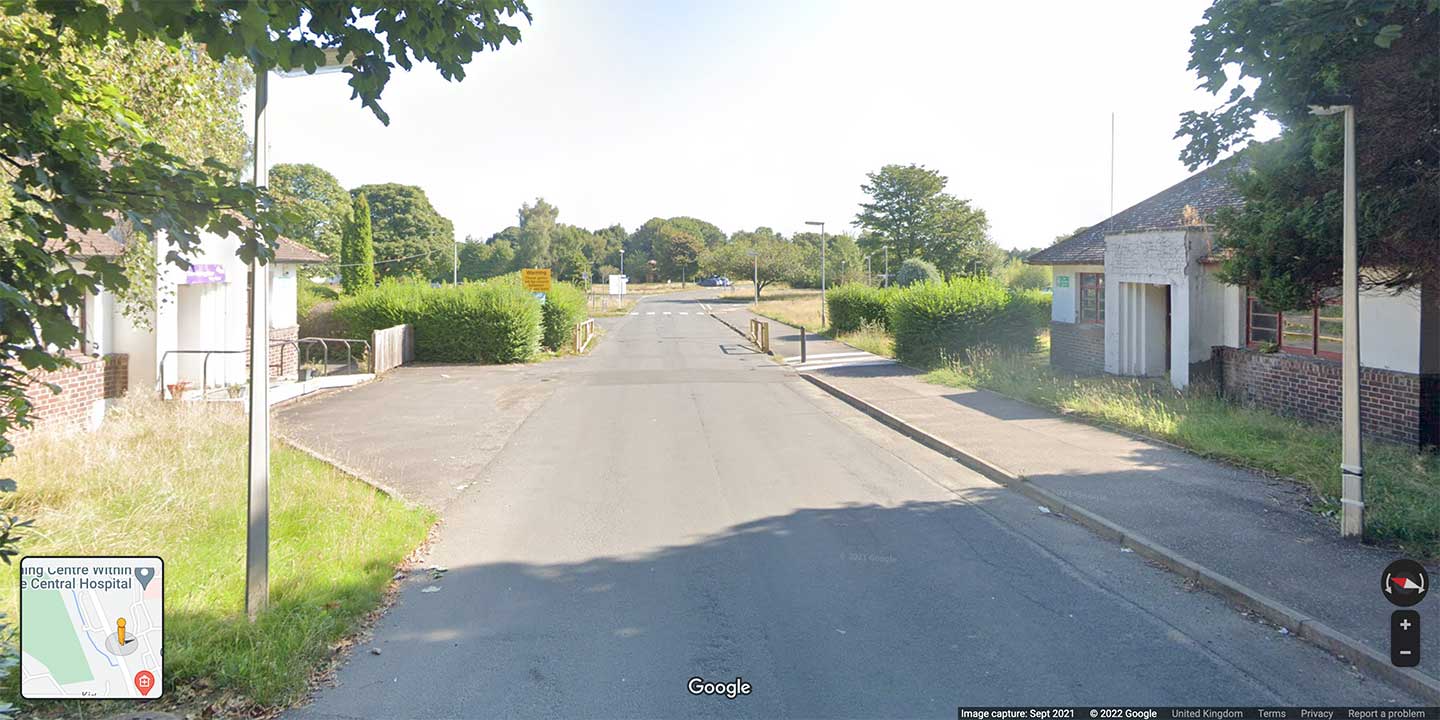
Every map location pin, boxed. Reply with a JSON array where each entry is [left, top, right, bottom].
[[134, 670, 155, 697], [134, 566, 154, 590]]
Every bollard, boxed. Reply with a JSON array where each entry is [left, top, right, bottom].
[[800, 325, 806, 364]]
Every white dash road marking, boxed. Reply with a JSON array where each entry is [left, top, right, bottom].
[[785, 351, 872, 364], [679, 311, 689, 315], [646, 312, 656, 316], [663, 311, 672, 315], [792, 358, 898, 372]]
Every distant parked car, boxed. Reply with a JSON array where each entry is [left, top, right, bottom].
[[697, 275, 732, 287]]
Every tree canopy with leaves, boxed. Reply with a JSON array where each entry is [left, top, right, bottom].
[[352, 183, 457, 280], [854, 164, 996, 278], [1177, 0, 1437, 309], [270, 163, 350, 272]]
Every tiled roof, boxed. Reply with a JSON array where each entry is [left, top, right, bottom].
[[46, 223, 325, 264], [1027, 154, 1249, 266], [275, 237, 328, 264], [47, 226, 127, 258]]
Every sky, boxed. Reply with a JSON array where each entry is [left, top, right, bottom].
[[259, 0, 1277, 250]]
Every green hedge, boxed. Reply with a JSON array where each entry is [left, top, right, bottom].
[[826, 284, 895, 333], [334, 277, 542, 363], [541, 282, 588, 351], [889, 276, 1048, 367]]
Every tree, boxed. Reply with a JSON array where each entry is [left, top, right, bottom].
[[458, 232, 517, 281], [854, 164, 994, 276], [1177, 0, 1437, 308], [270, 163, 350, 274], [653, 225, 705, 280], [515, 197, 558, 270], [352, 183, 456, 280], [341, 193, 376, 294], [0, 0, 530, 628], [700, 228, 804, 296], [896, 258, 942, 287], [593, 224, 627, 271]]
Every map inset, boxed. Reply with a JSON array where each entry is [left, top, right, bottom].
[[20, 556, 163, 699]]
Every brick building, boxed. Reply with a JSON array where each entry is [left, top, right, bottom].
[[21, 226, 325, 434], [1027, 156, 1437, 447]]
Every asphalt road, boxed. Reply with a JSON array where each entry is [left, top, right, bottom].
[[291, 289, 1415, 719]]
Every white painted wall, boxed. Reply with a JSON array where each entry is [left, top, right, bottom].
[[1048, 264, 1102, 323], [270, 264, 299, 329], [1358, 286, 1423, 373], [1104, 229, 1207, 387]]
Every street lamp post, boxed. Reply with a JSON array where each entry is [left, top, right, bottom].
[[246, 53, 346, 621], [866, 254, 872, 285], [619, 248, 625, 277], [1310, 100, 1363, 538], [453, 241, 459, 284], [806, 220, 826, 326], [884, 245, 889, 287]]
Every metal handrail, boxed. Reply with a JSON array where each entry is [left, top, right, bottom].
[[297, 337, 370, 377], [158, 349, 245, 400], [159, 337, 306, 401]]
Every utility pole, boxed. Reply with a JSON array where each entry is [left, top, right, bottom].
[[884, 245, 889, 287], [1310, 100, 1364, 538], [245, 66, 271, 622], [453, 241, 458, 284], [806, 220, 826, 326]]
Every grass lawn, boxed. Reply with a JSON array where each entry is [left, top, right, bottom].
[[925, 349, 1440, 558], [1, 398, 434, 716], [750, 287, 896, 358]]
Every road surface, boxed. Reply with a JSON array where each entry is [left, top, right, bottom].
[[291, 289, 1413, 719]]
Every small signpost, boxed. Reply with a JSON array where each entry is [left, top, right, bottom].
[[521, 268, 552, 293]]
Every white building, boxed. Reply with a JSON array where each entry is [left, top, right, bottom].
[[29, 226, 326, 431], [1027, 157, 1437, 447]]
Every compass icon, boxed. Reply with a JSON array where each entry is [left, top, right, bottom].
[[1383, 559, 1429, 607]]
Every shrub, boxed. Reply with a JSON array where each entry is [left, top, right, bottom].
[[541, 282, 588, 351], [988, 288, 1052, 352], [895, 258, 941, 287], [826, 284, 894, 333], [334, 277, 541, 363], [888, 276, 1011, 367]]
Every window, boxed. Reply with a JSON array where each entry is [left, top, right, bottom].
[[1247, 294, 1342, 359], [1078, 273, 1104, 324]]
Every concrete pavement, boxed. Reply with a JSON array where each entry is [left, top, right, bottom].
[[287, 289, 1417, 718]]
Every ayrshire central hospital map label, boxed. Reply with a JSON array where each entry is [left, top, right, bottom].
[[20, 556, 163, 699]]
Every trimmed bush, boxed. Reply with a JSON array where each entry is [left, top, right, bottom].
[[541, 282, 588, 351], [826, 284, 894, 333], [889, 276, 1010, 367], [895, 258, 941, 287], [334, 277, 542, 363], [989, 289, 1051, 352]]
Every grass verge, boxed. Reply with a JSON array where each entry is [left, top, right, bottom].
[[2, 398, 434, 716], [924, 348, 1440, 557], [749, 288, 896, 358]]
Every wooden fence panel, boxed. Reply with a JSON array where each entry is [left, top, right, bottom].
[[370, 324, 414, 374]]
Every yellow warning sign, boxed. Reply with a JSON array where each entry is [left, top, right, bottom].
[[521, 268, 552, 293]]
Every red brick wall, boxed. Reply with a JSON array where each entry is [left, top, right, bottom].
[[269, 325, 298, 379], [1050, 321, 1105, 375], [18, 353, 128, 434], [1214, 346, 1434, 447], [243, 326, 299, 380]]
